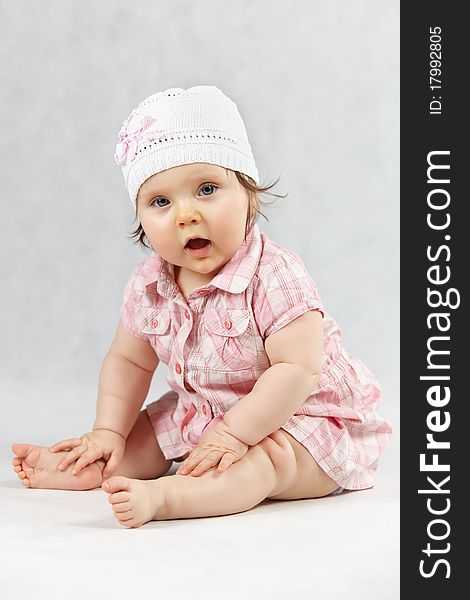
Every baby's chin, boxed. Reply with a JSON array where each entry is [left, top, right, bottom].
[[178, 254, 232, 280]]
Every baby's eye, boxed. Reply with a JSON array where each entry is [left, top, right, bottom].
[[150, 184, 217, 208], [152, 197, 170, 208], [199, 184, 217, 196]]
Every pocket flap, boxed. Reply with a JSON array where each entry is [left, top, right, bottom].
[[203, 308, 250, 337], [135, 307, 171, 335]]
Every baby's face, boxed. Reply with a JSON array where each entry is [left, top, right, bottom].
[[136, 163, 249, 281]]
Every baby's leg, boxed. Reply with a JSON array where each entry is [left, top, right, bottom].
[[104, 431, 298, 526], [163, 432, 298, 518], [112, 409, 173, 479], [11, 410, 173, 490]]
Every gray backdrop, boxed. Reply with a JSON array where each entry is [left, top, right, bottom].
[[1, 1, 399, 454]]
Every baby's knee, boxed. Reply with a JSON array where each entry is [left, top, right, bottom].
[[256, 431, 298, 497]]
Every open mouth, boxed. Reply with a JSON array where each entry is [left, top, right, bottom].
[[185, 238, 210, 250], [184, 238, 212, 257]]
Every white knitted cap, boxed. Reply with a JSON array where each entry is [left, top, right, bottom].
[[114, 85, 259, 206]]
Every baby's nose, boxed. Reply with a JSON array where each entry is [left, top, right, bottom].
[[177, 207, 202, 226]]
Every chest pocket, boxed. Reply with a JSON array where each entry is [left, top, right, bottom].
[[135, 307, 172, 364], [201, 308, 259, 371]]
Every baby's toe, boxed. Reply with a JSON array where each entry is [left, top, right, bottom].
[[112, 502, 131, 514], [12, 444, 39, 460], [117, 515, 135, 527], [108, 491, 130, 504], [11, 446, 42, 487]]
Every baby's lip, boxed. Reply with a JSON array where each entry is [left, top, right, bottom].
[[183, 235, 211, 247]]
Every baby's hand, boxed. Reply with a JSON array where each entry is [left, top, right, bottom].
[[176, 421, 249, 477], [48, 429, 125, 478]]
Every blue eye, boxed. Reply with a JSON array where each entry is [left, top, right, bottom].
[[153, 197, 169, 208], [200, 184, 217, 196], [150, 184, 217, 208]]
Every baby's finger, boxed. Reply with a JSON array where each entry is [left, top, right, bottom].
[[102, 450, 122, 479], [49, 438, 82, 453], [176, 451, 202, 475], [57, 445, 86, 470], [217, 453, 236, 472], [71, 454, 97, 475], [190, 452, 221, 477]]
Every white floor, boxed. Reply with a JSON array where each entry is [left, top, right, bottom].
[[0, 438, 399, 600]]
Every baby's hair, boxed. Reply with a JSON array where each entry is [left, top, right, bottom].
[[128, 169, 287, 252]]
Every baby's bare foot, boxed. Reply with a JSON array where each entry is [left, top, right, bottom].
[[11, 443, 104, 491], [102, 476, 169, 528]]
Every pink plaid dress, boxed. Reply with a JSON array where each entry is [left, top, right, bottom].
[[120, 224, 392, 490]]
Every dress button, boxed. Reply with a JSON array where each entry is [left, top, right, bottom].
[[202, 405, 207, 415], [197, 290, 208, 295], [224, 320, 232, 330], [175, 363, 182, 374], [151, 318, 158, 328], [184, 310, 190, 319]]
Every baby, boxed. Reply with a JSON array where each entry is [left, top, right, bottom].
[[11, 85, 392, 528]]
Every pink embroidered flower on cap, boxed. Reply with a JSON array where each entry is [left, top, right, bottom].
[[114, 111, 160, 166]]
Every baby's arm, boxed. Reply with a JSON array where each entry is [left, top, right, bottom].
[[93, 322, 159, 439], [223, 310, 323, 446]]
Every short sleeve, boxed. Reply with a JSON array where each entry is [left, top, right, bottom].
[[120, 264, 149, 341], [253, 254, 325, 340]]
